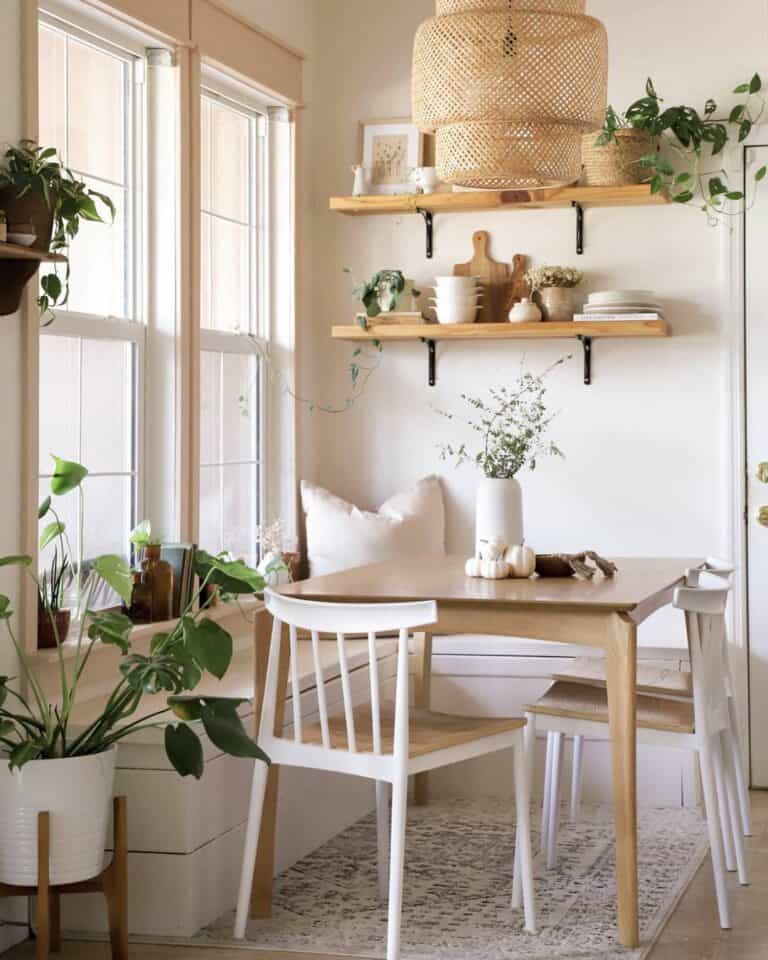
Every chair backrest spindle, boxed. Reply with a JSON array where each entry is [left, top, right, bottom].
[[336, 631, 357, 752], [368, 630, 382, 755], [289, 624, 302, 743], [310, 629, 331, 748]]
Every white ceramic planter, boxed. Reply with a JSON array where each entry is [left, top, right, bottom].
[[475, 477, 524, 555], [0, 747, 116, 885]]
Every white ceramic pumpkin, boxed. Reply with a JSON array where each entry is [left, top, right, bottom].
[[504, 543, 536, 578], [465, 556, 483, 577], [481, 558, 510, 579], [479, 536, 507, 561]]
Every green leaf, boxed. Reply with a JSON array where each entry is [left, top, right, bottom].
[[40, 273, 62, 304], [673, 190, 694, 204], [9, 741, 42, 770], [0, 595, 12, 620], [0, 555, 32, 568], [129, 520, 152, 546], [193, 550, 264, 596], [93, 555, 132, 604], [739, 119, 753, 142], [49, 456, 88, 495], [675, 172, 692, 184], [87, 610, 133, 653], [200, 701, 270, 763], [654, 157, 674, 177], [168, 694, 248, 722], [756, 165, 767, 182], [704, 99, 717, 116], [729, 104, 745, 123], [38, 496, 51, 519], [734, 83, 750, 94], [164, 724, 204, 779], [638, 154, 658, 168], [183, 617, 233, 680], [39, 520, 65, 551], [708, 176, 728, 196], [750, 72, 762, 94], [649, 175, 663, 194], [726, 191, 745, 200], [0, 720, 14, 739], [645, 77, 658, 99]]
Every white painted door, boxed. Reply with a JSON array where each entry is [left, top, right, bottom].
[[745, 142, 768, 786]]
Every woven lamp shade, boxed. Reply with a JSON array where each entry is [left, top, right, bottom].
[[413, 0, 608, 189]]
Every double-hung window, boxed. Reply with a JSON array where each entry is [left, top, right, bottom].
[[37, 16, 143, 570], [199, 81, 265, 566]]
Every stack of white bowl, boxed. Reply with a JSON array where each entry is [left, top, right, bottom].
[[429, 276, 482, 325]]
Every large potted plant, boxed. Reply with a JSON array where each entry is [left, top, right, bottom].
[[0, 140, 114, 315], [438, 359, 566, 553], [0, 457, 268, 886]]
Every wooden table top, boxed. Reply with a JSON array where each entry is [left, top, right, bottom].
[[279, 555, 703, 613]]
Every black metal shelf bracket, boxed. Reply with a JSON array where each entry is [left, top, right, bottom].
[[420, 337, 437, 386], [572, 200, 584, 255], [416, 208, 434, 259], [577, 334, 592, 385]]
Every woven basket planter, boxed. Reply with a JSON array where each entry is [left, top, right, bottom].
[[581, 129, 658, 186], [413, 1, 608, 189]]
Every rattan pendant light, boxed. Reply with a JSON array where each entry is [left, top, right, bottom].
[[413, 0, 608, 189]]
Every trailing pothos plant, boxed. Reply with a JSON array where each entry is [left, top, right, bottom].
[[0, 457, 268, 777], [0, 141, 115, 319], [597, 76, 768, 225]]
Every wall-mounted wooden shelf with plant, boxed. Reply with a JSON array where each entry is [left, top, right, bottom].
[[329, 184, 669, 258], [332, 319, 670, 387], [0, 241, 67, 316]]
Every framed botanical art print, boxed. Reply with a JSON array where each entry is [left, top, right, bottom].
[[358, 118, 425, 195]]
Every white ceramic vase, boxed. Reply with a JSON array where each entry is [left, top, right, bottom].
[[0, 747, 116, 885], [257, 550, 291, 587], [475, 477, 524, 555]]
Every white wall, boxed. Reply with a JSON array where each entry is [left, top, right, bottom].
[[299, 0, 768, 648]]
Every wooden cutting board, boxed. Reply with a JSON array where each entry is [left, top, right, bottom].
[[454, 232, 529, 323]]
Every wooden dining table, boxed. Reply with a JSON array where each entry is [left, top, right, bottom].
[[248, 554, 701, 949]]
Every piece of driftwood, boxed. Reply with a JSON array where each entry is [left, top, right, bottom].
[[535, 551, 618, 580]]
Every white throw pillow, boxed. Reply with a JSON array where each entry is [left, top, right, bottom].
[[301, 476, 445, 577]]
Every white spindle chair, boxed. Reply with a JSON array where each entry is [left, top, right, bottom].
[[234, 589, 536, 958], [524, 576, 746, 930], [552, 559, 751, 843]]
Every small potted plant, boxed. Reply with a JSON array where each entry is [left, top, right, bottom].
[[585, 75, 768, 225], [0, 458, 269, 888], [525, 266, 582, 323], [344, 267, 421, 324], [0, 140, 114, 316], [437, 358, 567, 554]]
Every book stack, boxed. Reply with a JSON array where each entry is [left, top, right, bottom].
[[160, 543, 196, 617], [574, 289, 663, 322]]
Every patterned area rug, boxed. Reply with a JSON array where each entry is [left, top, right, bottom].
[[199, 800, 708, 960]]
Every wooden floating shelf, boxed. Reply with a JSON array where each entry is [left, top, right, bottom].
[[330, 184, 668, 216], [330, 184, 669, 257], [0, 241, 67, 262], [332, 320, 669, 342], [332, 320, 670, 387]]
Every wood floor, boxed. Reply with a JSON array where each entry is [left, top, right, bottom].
[[5, 793, 768, 960]]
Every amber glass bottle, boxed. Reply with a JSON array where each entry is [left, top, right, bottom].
[[142, 544, 174, 622], [129, 571, 152, 623]]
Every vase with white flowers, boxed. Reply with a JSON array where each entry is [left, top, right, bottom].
[[525, 266, 582, 323], [438, 359, 567, 552]]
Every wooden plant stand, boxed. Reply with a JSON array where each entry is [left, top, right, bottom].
[[0, 796, 128, 960]]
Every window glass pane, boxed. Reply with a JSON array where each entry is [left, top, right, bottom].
[[67, 36, 125, 183], [81, 339, 133, 474], [65, 178, 127, 317], [39, 336, 79, 467], [39, 26, 67, 159], [82, 475, 131, 561], [199, 465, 221, 555], [208, 217, 249, 332], [222, 353, 257, 463], [200, 351, 221, 465], [222, 463, 257, 564], [209, 100, 249, 222]]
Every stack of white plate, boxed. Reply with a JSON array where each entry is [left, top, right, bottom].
[[579, 289, 663, 320], [429, 276, 482, 325]]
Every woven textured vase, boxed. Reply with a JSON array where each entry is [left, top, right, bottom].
[[413, 0, 608, 189]]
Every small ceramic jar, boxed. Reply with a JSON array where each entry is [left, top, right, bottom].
[[508, 297, 542, 323]]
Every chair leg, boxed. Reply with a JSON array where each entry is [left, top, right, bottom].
[[376, 781, 390, 901], [513, 738, 536, 933], [386, 772, 409, 960], [699, 733, 732, 929], [570, 735, 584, 822], [720, 732, 749, 886], [546, 733, 564, 870], [541, 732, 554, 852], [712, 736, 736, 873], [512, 713, 537, 910], [234, 760, 270, 939], [49, 894, 61, 954], [726, 698, 752, 837]]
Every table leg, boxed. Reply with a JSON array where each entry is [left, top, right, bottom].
[[605, 613, 639, 948], [250, 608, 290, 919], [413, 631, 433, 806]]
